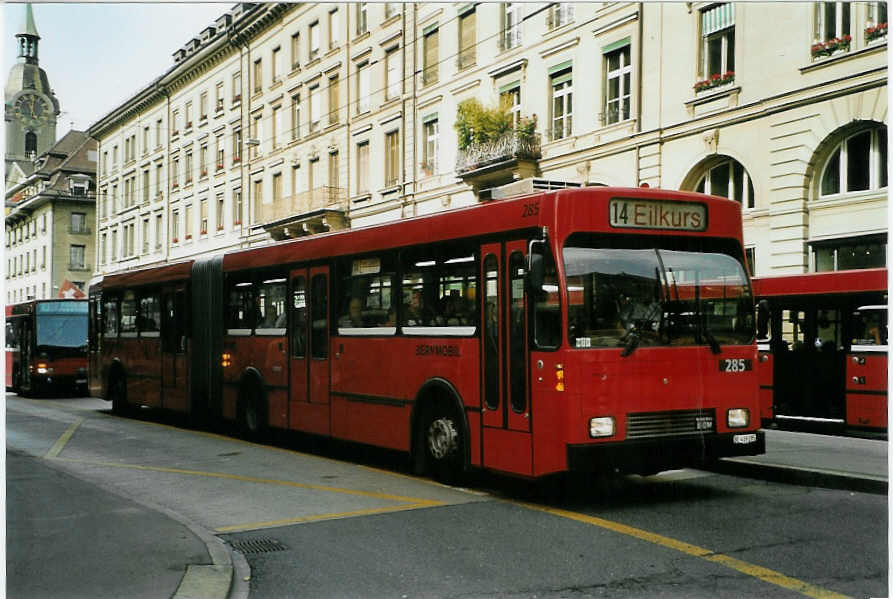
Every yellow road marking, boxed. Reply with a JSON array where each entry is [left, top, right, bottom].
[[216, 502, 438, 533], [518, 502, 852, 599], [52, 456, 446, 506], [45, 418, 84, 459]]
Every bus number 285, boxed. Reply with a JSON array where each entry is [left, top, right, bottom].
[[719, 358, 752, 372]]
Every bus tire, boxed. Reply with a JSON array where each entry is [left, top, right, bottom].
[[422, 399, 465, 485], [109, 374, 129, 416], [238, 381, 268, 441]]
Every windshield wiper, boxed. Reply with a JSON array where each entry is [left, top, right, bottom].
[[703, 329, 721, 354], [620, 329, 639, 357]]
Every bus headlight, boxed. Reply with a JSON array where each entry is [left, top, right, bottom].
[[727, 408, 750, 428], [589, 417, 615, 438]]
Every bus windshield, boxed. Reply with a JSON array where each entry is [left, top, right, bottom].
[[36, 303, 88, 350], [564, 234, 754, 350]]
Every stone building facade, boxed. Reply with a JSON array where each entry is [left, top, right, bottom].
[[89, 2, 887, 280]]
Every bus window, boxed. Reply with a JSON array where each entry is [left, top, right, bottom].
[[400, 242, 477, 335], [6, 321, 18, 349], [310, 274, 328, 358], [532, 244, 561, 349], [227, 277, 254, 335], [852, 306, 888, 346], [483, 254, 499, 411], [103, 296, 119, 339], [120, 291, 138, 337], [337, 254, 396, 335], [781, 309, 803, 351], [256, 275, 287, 335], [509, 251, 527, 413], [291, 276, 307, 358], [139, 293, 161, 337], [815, 308, 840, 351]]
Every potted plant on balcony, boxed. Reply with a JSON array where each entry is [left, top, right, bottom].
[[866, 22, 887, 42], [693, 71, 735, 93], [811, 34, 851, 58], [455, 99, 540, 173]]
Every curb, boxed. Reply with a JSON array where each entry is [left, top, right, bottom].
[[707, 458, 888, 495]]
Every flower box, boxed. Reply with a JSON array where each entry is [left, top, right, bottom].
[[185, 177, 193, 184], [233, 94, 242, 102], [186, 121, 193, 128], [172, 237, 179, 243], [172, 182, 179, 189], [233, 220, 241, 225], [217, 225, 224, 231], [866, 22, 887, 42], [811, 35, 851, 58], [216, 163, 224, 170], [200, 229, 208, 235], [172, 130, 179, 137], [185, 234, 193, 240], [693, 71, 735, 93], [200, 170, 208, 177], [233, 157, 241, 164]]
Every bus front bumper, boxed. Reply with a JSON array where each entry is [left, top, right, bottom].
[[567, 431, 766, 475]]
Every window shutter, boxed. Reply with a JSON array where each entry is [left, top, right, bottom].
[[702, 3, 734, 36], [424, 30, 438, 80], [461, 11, 476, 53]]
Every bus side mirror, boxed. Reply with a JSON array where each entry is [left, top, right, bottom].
[[756, 300, 769, 339], [528, 252, 544, 291]]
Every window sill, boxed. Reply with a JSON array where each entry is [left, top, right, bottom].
[[305, 56, 321, 70], [351, 193, 372, 204], [684, 84, 740, 116], [270, 80, 283, 91], [800, 42, 886, 73], [377, 184, 401, 195], [381, 13, 401, 28], [352, 31, 371, 45]]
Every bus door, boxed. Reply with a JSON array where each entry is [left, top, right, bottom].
[[161, 288, 189, 412], [480, 240, 532, 475], [88, 295, 102, 396], [288, 266, 331, 435]]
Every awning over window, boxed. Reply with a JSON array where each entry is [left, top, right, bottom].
[[702, 3, 734, 36]]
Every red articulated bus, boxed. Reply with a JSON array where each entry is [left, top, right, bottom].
[[753, 268, 888, 432], [6, 299, 89, 396], [90, 184, 764, 481]]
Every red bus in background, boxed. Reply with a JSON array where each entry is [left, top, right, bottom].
[[91, 184, 764, 481], [753, 268, 888, 432], [6, 299, 89, 396]]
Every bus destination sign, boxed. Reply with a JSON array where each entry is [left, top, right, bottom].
[[609, 198, 707, 232]]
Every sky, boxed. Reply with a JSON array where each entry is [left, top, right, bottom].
[[3, 2, 233, 138]]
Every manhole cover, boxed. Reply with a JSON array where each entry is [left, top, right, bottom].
[[230, 537, 288, 554]]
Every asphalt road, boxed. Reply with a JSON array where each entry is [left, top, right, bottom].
[[6, 394, 888, 599]]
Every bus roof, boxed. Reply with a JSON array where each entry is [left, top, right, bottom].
[[752, 268, 887, 297]]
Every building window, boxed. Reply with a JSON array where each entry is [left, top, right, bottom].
[[329, 9, 339, 49], [815, 2, 851, 46], [185, 102, 193, 129], [500, 85, 521, 129], [143, 126, 150, 154], [185, 152, 193, 183], [142, 218, 150, 254], [357, 61, 371, 113], [385, 48, 401, 101], [291, 32, 301, 70], [811, 234, 887, 272], [548, 3, 574, 30], [185, 203, 193, 240], [155, 214, 163, 249], [310, 84, 321, 131], [101, 234, 107, 265], [357, 3, 368, 35], [253, 59, 262, 94], [71, 212, 87, 234], [357, 141, 370, 194], [423, 27, 438, 85], [385, 131, 400, 187], [422, 117, 438, 176], [272, 46, 281, 83], [329, 150, 340, 190], [252, 114, 263, 158], [309, 21, 320, 59], [215, 82, 224, 112], [171, 210, 179, 243], [233, 128, 242, 163], [272, 173, 283, 206], [701, 3, 735, 81], [328, 75, 340, 125], [866, 2, 887, 42], [200, 198, 208, 235], [200, 145, 209, 177], [385, 3, 400, 19], [500, 3, 522, 50], [604, 43, 631, 125], [695, 157, 755, 209], [550, 67, 573, 140], [200, 91, 208, 121], [252, 180, 263, 222], [70, 245, 85, 269], [216, 194, 225, 231], [272, 105, 282, 149], [216, 135, 224, 170], [232, 72, 242, 103], [233, 189, 243, 226], [820, 125, 887, 196], [309, 158, 319, 191], [458, 8, 476, 69], [292, 94, 302, 140]]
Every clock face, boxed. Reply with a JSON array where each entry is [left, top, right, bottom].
[[13, 93, 51, 125]]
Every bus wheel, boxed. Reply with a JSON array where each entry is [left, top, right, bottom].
[[239, 383, 268, 441], [110, 375, 129, 416], [424, 403, 464, 485]]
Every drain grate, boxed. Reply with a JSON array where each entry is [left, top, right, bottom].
[[230, 537, 288, 554]]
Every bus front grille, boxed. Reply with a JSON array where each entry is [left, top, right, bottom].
[[626, 409, 716, 439]]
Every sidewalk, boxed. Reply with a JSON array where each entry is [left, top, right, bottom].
[[710, 428, 888, 494]]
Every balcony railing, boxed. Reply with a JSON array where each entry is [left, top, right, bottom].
[[456, 130, 541, 174], [257, 186, 347, 225]]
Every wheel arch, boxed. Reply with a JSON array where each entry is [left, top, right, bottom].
[[409, 377, 471, 472]]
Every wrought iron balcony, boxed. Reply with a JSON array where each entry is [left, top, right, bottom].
[[259, 186, 349, 239], [455, 130, 541, 175]]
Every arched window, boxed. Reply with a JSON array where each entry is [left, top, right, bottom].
[[694, 157, 754, 208], [24, 131, 37, 156], [819, 125, 887, 197]]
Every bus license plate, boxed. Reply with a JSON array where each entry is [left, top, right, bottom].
[[733, 433, 757, 445], [719, 358, 752, 372]]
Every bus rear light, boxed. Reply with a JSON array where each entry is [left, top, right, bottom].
[[727, 408, 750, 428], [589, 416, 614, 438], [555, 363, 565, 392], [221, 353, 232, 367]]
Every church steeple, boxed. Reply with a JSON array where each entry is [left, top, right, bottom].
[[16, 4, 40, 65]]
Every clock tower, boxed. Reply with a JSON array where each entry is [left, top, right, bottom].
[[5, 4, 60, 180]]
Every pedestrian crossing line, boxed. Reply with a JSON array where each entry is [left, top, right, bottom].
[[517, 502, 852, 599], [51, 456, 447, 506], [44, 417, 84, 459], [215, 502, 441, 533]]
